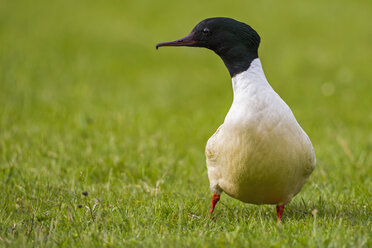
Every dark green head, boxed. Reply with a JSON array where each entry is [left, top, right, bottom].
[[157, 17, 261, 77]]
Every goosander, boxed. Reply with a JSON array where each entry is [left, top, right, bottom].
[[156, 17, 316, 222]]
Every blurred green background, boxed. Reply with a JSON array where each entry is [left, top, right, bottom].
[[1, 0, 371, 247]]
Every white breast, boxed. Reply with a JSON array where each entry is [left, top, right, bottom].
[[206, 58, 316, 205]]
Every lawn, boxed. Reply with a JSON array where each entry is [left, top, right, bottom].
[[0, 0, 371, 247]]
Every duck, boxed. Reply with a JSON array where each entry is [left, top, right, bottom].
[[156, 17, 316, 222]]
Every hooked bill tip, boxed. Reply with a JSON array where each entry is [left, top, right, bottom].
[[156, 42, 171, 50]]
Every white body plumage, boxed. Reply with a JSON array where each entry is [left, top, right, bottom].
[[206, 58, 316, 205]]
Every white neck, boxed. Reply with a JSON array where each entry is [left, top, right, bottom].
[[231, 58, 271, 101]]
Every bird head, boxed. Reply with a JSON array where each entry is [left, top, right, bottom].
[[157, 17, 260, 54], [156, 17, 261, 77]]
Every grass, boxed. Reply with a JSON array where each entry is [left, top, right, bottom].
[[1, 0, 371, 247]]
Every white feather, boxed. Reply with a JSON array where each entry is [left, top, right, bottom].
[[206, 58, 316, 205]]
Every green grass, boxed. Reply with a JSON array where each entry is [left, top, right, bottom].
[[1, 0, 372, 247]]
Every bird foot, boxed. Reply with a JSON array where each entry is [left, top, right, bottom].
[[208, 193, 220, 217], [276, 204, 285, 224]]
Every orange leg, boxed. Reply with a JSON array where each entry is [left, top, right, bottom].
[[208, 193, 220, 216], [276, 204, 285, 223]]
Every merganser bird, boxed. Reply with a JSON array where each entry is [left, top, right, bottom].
[[156, 17, 316, 222]]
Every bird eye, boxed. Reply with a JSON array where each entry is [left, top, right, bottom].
[[202, 28, 210, 34]]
